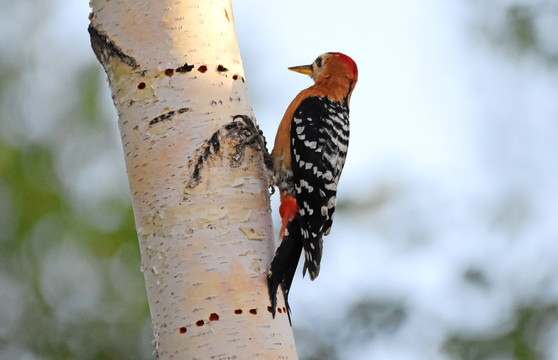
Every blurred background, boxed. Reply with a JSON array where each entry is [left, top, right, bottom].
[[1, 0, 558, 359]]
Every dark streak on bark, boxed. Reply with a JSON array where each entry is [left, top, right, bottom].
[[88, 24, 137, 69], [149, 108, 191, 126], [190, 130, 221, 186]]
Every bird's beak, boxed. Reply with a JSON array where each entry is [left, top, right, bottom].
[[288, 64, 313, 76]]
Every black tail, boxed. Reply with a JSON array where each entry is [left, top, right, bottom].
[[302, 234, 323, 280], [267, 218, 303, 325]]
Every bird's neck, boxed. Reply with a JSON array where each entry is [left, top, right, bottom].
[[313, 75, 355, 105]]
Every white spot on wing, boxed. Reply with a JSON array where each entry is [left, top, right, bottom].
[[304, 140, 317, 149]]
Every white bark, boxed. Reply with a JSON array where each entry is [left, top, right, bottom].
[[89, 0, 297, 358]]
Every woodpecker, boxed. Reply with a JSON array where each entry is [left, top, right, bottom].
[[267, 52, 358, 321]]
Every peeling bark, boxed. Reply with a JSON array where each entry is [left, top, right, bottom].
[[89, 0, 297, 358]]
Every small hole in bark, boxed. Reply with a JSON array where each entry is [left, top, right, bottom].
[[234, 309, 243, 315], [196, 320, 204, 327], [233, 74, 238, 80], [137, 82, 146, 90], [267, 306, 273, 313], [198, 65, 208, 73], [278, 308, 283, 314], [209, 313, 219, 321], [179, 327, 187, 334], [249, 308, 257, 315], [176, 63, 194, 73], [164, 68, 174, 77], [217, 64, 228, 72]]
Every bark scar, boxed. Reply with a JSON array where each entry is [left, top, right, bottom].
[[185, 115, 270, 189]]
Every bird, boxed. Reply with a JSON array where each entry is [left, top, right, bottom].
[[267, 52, 358, 322]]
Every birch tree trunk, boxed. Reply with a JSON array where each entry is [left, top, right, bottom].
[[88, 0, 297, 358]]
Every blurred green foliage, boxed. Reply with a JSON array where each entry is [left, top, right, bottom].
[[507, 6, 537, 52], [0, 6, 151, 356], [445, 306, 558, 360], [475, 1, 558, 65]]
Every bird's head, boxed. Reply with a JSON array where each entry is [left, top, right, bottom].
[[288, 52, 358, 84]]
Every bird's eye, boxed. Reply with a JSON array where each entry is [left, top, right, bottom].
[[315, 57, 323, 68]]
